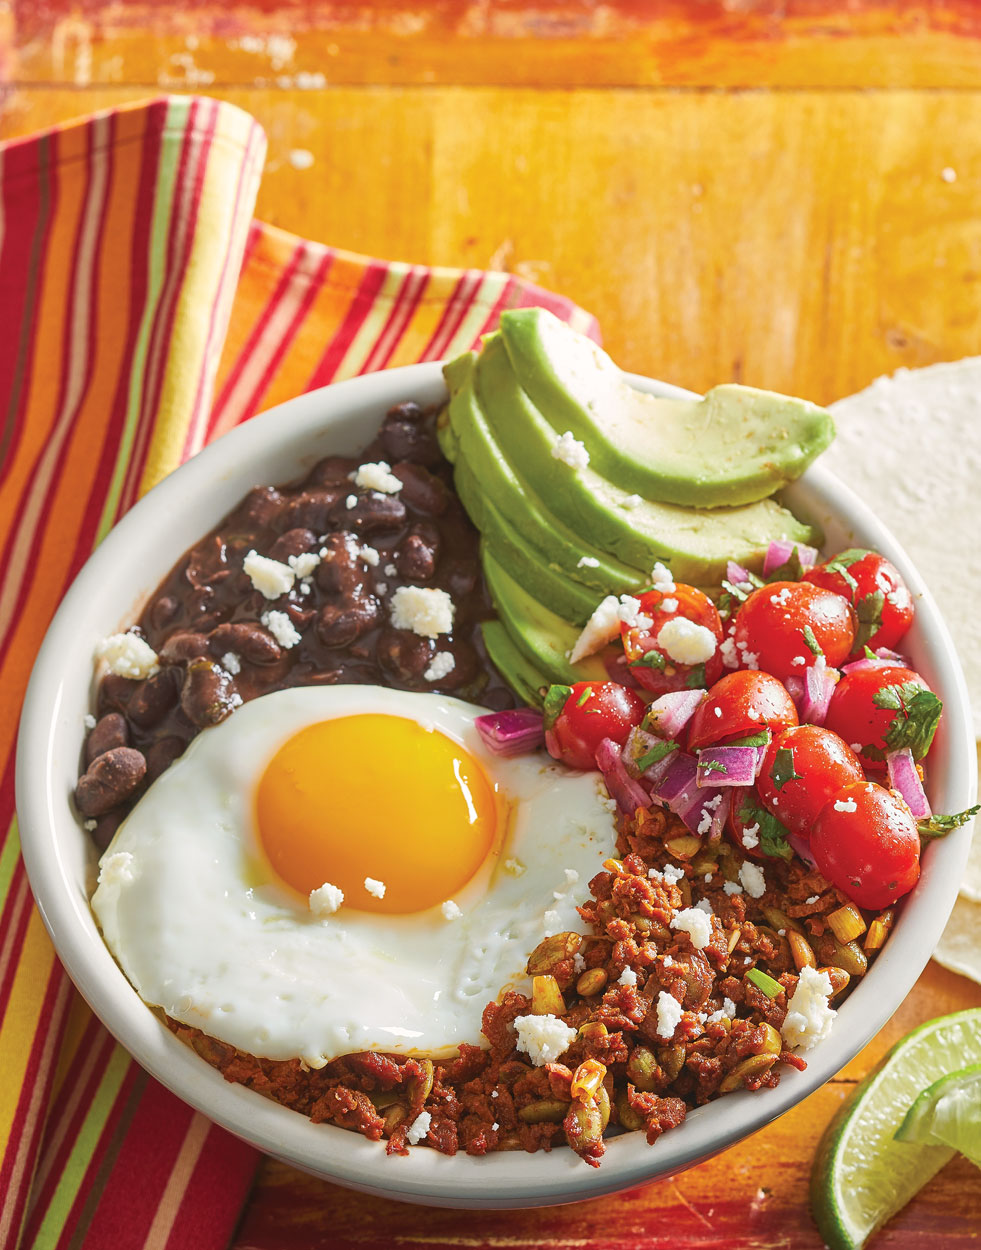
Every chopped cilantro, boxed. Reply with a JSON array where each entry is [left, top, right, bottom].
[[854, 590, 885, 651], [717, 591, 735, 620], [917, 804, 980, 840], [825, 559, 859, 595], [802, 624, 823, 657], [726, 730, 771, 748], [764, 547, 805, 584], [542, 684, 572, 731], [736, 799, 793, 860], [635, 738, 679, 772], [576, 685, 594, 708], [685, 662, 707, 689], [863, 645, 878, 660], [872, 681, 943, 760], [721, 578, 752, 603], [769, 746, 803, 791], [700, 759, 728, 775], [745, 968, 783, 999], [630, 649, 666, 672], [824, 548, 870, 596]]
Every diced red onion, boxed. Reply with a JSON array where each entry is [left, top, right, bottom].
[[475, 708, 545, 757], [799, 662, 840, 726], [696, 745, 761, 788], [788, 832, 817, 869], [841, 656, 895, 676], [621, 726, 677, 787], [595, 737, 651, 815], [652, 751, 701, 815], [726, 560, 752, 586], [645, 689, 705, 739], [763, 539, 819, 577], [603, 650, 641, 689], [875, 646, 906, 663], [887, 747, 932, 819], [784, 675, 804, 709]]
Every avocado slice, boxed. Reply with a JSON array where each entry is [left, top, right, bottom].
[[480, 621, 549, 707], [443, 352, 650, 596], [473, 332, 819, 581], [499, 307, 834, 508], [483, 551, 609, 687]]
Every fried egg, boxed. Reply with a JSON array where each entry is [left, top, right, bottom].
[[92, 687, 617, 1067]]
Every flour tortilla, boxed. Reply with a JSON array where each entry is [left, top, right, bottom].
[[827, 360, 981, 736], [934, 892, 981, 982]]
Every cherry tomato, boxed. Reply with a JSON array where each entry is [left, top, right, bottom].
[[727, 787, 769, 861], [822, 664, 936, 770], [620, 584, 724, 696], [733, 581, 855, 681], [687, 670, 799, 751], [756, 724, 865, 838], [804, 549, 914, 655], [543, 680, 646, 772], [810, 781, 920, 909]]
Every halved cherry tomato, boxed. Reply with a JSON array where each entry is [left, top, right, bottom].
[[810, 781, 920, 908], [804, 549, 914, 656], [733, 580, 855, 680], [620, 584, 724, 696], [822, 664, 937, 769], [687, 670, 799, 751], [756, 724, 865, 838], [543, 680, 645, 772]]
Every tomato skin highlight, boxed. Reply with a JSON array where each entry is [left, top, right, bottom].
[[810, 782, 921, 909], [757, 725, 866, 838], [620, 584, 724, 695], [733, 580, 855, 680], [687, 669, 799, 751], [543, 681, 646, 772], [803, 551, 914, 654], [822, 665, 931, 770]]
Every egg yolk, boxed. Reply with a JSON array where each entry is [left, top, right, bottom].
[[255, 714, 500, 915]]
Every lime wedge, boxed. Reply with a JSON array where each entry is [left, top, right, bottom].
[[895, 1063, 981, 1167], [811, 1008, 981, 1250]]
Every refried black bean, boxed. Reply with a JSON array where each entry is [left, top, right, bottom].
[[77, 402, 515, 831]]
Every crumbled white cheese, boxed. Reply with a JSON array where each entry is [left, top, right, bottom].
[[97, 633, 160, 680], [551, 431, 590, 469], [504, 858, 525, 876], [656, 617, 718, 665], [714, 706, 723, 718], [441, 900, 463, 921], [617, 594, 653, 630], [805, 895, 820, 905], [390, 586, 454, 638], [261, 609, 301, 650], [834, 797, 858, 813], [617, 967, 638, 987], [288, 551, 320, 579], [651, 562, 675, 591], [309, 882, 344, 918], [661, 597, 679, 613], [358, 545, 380, 566], [424, 652, 456, 682], [98, 851, 136, 888], [353, 461, 402, 494], [492, 1121, 500, 1131], [577, 555, 600, 569], [345, 494, 357, 509], [723, 880, 744, 896], [543, 909, 561, 936], [781, 966, 837, 1051], [739, 861, 767, 899], [660, 863, 685, 885], [568, 594, 620, 664], [719, 636, 740, 669], [572, 951, 587, 974], [243, 550, 294, 599], [655, 991, 684, 1039], [83, 819, 97, 832], [791, 655, 806, 667], [406, 1111, 432, 1145], [670, 907, 712, 950], [770, 587, 792, 606], [741, 823, 760, 849], [364, 877, 387, 899], [84, 713, 97, 729], [221, 651, 242, 675], [384, 563, 398, 578], [513, 1014, 578, 1066], [376, 582, 388, 596], [723, 996, 737, 1017], [564, 868, 579, 885], [694, 898, 714, 916]]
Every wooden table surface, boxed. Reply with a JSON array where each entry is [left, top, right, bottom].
[[3, 2, 980, 1245]]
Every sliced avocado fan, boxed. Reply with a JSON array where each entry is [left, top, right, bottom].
[[499, 306, 834, 508]]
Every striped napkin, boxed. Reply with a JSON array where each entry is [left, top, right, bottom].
[[0, 96, 597, 1250]]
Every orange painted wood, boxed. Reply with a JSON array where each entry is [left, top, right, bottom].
[[3, 4, 981, 1243]]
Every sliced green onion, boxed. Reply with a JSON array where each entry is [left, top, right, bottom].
[[746, 967, 783, 999]]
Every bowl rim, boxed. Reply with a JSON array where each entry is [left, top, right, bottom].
[[16, 361, 977, 1209]]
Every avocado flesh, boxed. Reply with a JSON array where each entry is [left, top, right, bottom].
[[480, 621, 549, 707], [454, 457, 600, 623], [499, 307, 835, 508], [444, 352, 649, 596], [483, 551, 609, 687], [473, 332, 819, 582]]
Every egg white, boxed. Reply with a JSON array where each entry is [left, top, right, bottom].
[[91, 686, 618, 1067]]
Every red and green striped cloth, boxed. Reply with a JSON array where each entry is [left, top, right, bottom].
[[0, 96, 597, 1250]]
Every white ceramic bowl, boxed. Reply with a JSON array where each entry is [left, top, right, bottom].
[[17, 363, 977, 1209]]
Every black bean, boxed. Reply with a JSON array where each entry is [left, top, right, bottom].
[[395, 529, 439, 582], [75, 747, 147, 817], [92, 810, 125, 853], [392, 462, 448, 516], [316, 532, 367, 598], [380, 404, 442, 466], [149, 595, 180, 631], [235, 485, 285, 529], [145, 735, 186, 784], [268, 527, 318, 563], [375, 627, 435, 682], [208, 621, 283, 665], [96, 673, 136, 715], [275, 489, 343, 534], [308, 455, 359, 487], [185, 535, 228, 589], [159, 631, 210, 662], [180, 660, 239, 727], [127, 667, 181, 729], [316, 598, 380, 649], [331, 492, 406, 535], [85, 712, 130, 765]]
